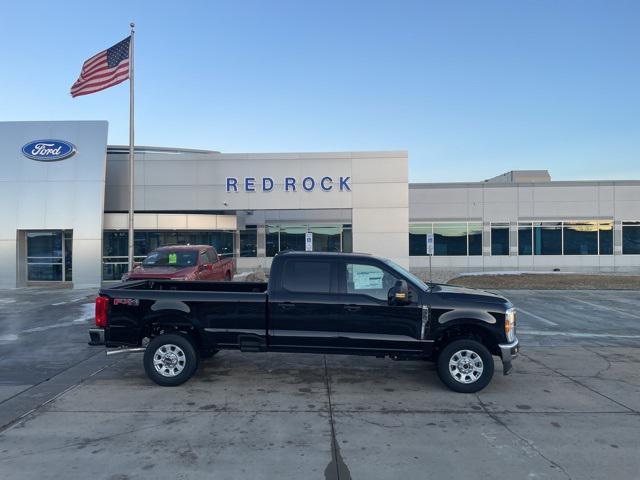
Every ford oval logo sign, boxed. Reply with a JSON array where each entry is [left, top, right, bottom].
[[22, 140, 77, 162]]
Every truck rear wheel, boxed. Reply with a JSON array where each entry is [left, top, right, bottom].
[[143, 334, 199, 386], [437, 339, 494, 393]]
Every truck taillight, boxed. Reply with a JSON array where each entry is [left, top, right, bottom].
[[95, 296, 109, 328]]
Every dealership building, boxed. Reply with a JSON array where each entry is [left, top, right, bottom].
[[1, 120, 639, 289]]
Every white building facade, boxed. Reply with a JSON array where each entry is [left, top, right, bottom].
[[409, 177, 640, 277], [0, 120, 638, 289]]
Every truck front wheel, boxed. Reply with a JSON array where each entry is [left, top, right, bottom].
[[437, 339, 494, 393], [143, 334, 199, 386]]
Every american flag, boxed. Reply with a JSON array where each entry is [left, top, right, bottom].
[[70, 36, 131, 97]]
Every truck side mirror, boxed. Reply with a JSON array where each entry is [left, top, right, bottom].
[[388, 279, 410, 305]]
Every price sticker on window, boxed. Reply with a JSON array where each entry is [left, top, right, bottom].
[[352, 265, 383, 290]]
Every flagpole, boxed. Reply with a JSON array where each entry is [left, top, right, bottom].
[[127, 22, 136, 271]]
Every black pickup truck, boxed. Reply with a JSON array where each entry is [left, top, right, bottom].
[[90, 251, 519, 393]]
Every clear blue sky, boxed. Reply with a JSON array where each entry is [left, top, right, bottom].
[[3, 0, 639, 182]]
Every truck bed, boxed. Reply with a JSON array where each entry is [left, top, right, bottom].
[[109, 279, 268, 293], [100, 280, 269, 348]]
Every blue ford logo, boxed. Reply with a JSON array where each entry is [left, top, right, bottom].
[[22, 139, 76, 162]]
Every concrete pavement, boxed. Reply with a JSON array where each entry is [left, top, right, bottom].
[[0, 288, 639, 479]]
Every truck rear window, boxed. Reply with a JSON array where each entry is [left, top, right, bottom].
[[282, 260, 332, 293]]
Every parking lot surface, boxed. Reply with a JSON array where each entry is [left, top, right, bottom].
[[1, 288, 639, 479]]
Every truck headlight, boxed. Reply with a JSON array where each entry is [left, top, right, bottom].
[[505, 308, 516, 342]]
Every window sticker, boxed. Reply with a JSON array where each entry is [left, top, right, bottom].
[[352, 265, 383, 290], [168, 253, 178, 265]]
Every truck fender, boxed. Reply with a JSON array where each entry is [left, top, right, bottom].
[[151, 300, 190, 314], [437, 309, 496, 325], [144, 311, 210, 350], [433, 317, 501, 355]]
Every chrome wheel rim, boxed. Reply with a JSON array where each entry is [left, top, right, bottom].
[[449, 349, 483, 384], [153, 344, 186, 377]]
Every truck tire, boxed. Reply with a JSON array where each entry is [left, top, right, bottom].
[[144, 334, 199, 386], [437, 338, 494, 393]]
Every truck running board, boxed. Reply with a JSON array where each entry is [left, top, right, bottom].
[[238, 334, 266, 352]]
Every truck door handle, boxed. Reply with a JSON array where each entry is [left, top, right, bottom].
[[344, 305, 361, 312], [279, 302, 296, 310]]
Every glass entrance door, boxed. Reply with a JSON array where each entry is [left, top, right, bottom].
[[26, 231, 72, 282]]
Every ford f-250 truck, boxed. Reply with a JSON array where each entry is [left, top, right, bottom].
[[90, 251, 519, 393]]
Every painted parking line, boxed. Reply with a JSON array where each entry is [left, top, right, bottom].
[[519, 329, 640, 339], [19, 303, 95, 334], [0, 334, 19, 342], [566, 296, 640, 320], [515, 306, 559, 326]]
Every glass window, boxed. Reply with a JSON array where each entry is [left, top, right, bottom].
[[518, 223, 533, 255], [599, 222, 613, 255], [345, 263, 398, 301], [563, 222, 597, 255], [434, 223, 467, 256], [134, 231, 162, 257], [280, 225, 307, 252], [342, 225, 353, 253], [468, 223, 482, 256], [382, 258, 428, 292], [265, 224, 351, 256], [27, 231, 62, 258], [491, 223, 510, 256], [142, 250, 198, 267], [266, 225, 279, 257], [409, 224, 431, 256], [104, 231, 128, 257], [282, 260, 332, 293], [102, 231, 128, 281], [27, 231, 63, 281], [240, 227, 257, 257], [622, 222, 640, 254], [310, 225, 341, 252], [27, 263, 63, 281], [534, 222, 562, 255], [211, 232, 234, 257], [64, 230, 73, 282]]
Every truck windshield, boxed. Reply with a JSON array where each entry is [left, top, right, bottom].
[[381, 259, 429, 291], [142, 250, 198, 268]]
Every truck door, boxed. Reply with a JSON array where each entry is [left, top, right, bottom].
[[207, 249, 224, 280], [268, 257, 343, 349], [334, 260, 426, 353], [196, 250, 211, 280]]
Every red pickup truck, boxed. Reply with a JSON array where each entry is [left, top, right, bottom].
[[122, 245, 235, 282]]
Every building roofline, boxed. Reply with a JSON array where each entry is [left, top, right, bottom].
[[107, 145, 219, 155], [107, 147, 407, 158], [409, 179, 640, 188]]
